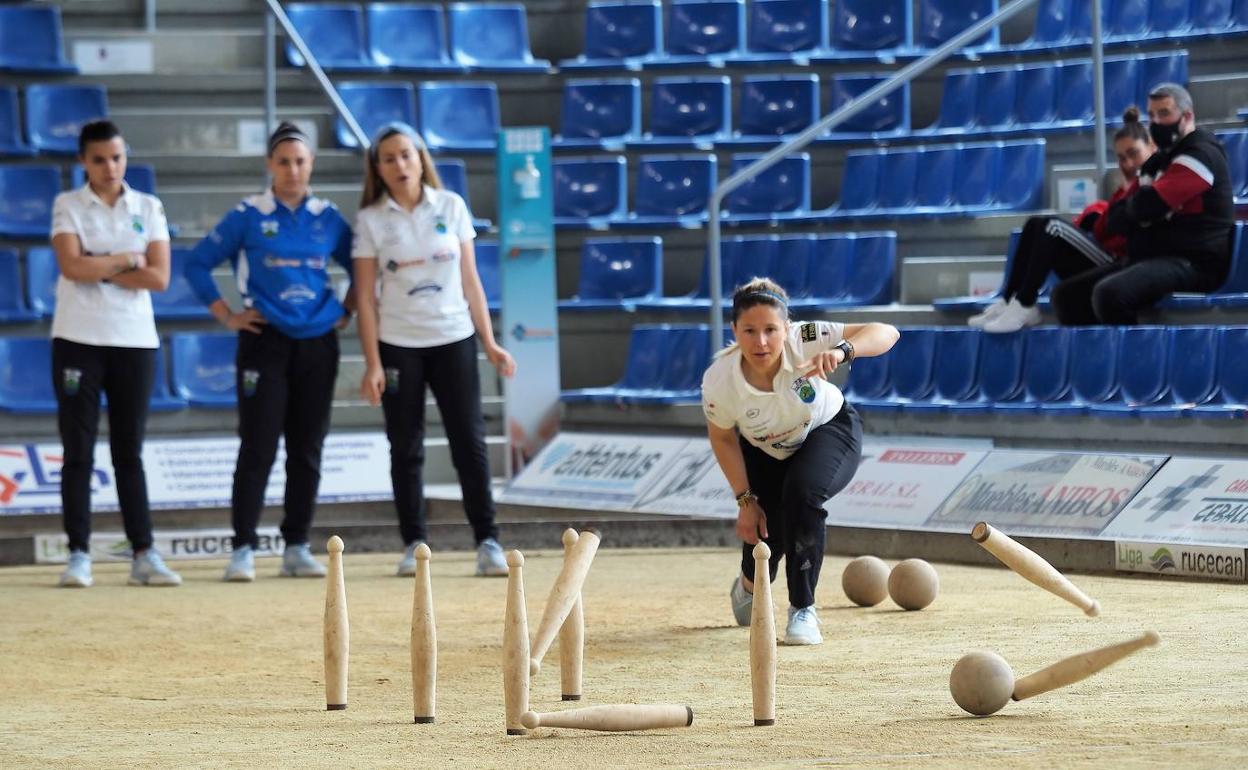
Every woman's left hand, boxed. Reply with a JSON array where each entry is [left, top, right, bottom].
[[486, 344, 516, 378], [802, 350, 844, 380], [335, 311, 354, 330]]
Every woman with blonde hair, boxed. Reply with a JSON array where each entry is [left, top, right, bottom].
[[352, 122, 515, 577]]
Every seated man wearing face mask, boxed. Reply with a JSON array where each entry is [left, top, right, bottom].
[[1050, 83, 1235, 325]]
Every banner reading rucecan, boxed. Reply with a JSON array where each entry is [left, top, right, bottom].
[[1114, 541, 1246, 582], [1103, 457, 1248, 547], [926, 451, 1163, 536]]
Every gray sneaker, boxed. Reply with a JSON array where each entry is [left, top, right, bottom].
[[224, 545, 256, 582], [129, 550, 182, 586], [396, 541, 425, 577], [281, 543, 327, 578], [730, 574, 752, 627], [785, 605, 822, 646], [475, 537, 507, 576], [59, 550, 93, 588]]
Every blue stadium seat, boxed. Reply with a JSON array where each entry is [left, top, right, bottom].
[[1131, 326, 1221, 417], [832, 232, 896, 307], [366, 3, 461, 71], [1054, 60, 1096, 125], [722, 152, 812, 225], [284, 3, 384, 71], [562, 324, 672, 402], [632, 325, 711, 403], [620, 154, 716, 229], [873, 149, 920, 213], [916, 69, 978, 135], [0, 6, 77, 74], [977, 140, 1046, 213], [820, 150, 883, 216], [722, 75, 819, 145], [448, 3, 550, 72], [560, 0, 664, 71], [0, 166, 59, 238], [169, 333, 238, 408], [553, 156, 629, 230], [630, 77, 732, 149], [70, 163, 158, 196], [1102, 56, 1142, 120], [820, 75, 910, 141], [334, 82, 416, 150], [1190, 0, 1242, 35], [650, 0, 746, 67], [0, 338, 56, 414], [554, 78, 642, 150], [636, 234, 772, 310], [973, 66, 1018, 129], [905, 328, 982, 412], [24, 246, 57, 317], [1169, 220, 1245, 307], [560, 236, 663, 311], [1014, 0, 1083, 50], [933, 229, 1022, 312], [771, 233, 815, 301], [1088, 326, 1169, 417], [844, 350, 892, 408], [1213, 130, 1247, 204], [730, 0, 828, 64], [1192, 326, 1248, 418], [947, 143, 998, 213], [1138, 51, 1189, 104], [474, 240, 501, 311], [153, 249, 213, 321], [24, 84, 108, 155], [1105, 0, 1152, 40], [0, 250, 37, 323], [434, 159, 491, 230], [947, 329, 1026, 413], [0, 88, 34, 157], [1038, 327, 1121, 415], [852, 326, 936, 411], [1015, 63, 1060, 127], [993, 327, 1072, 413], [148, 347, 189, 412], [792, 233, 853, 309], [418, 82, 499, 152], [824, 0, 910, 56], [917, 0, 999, 50]]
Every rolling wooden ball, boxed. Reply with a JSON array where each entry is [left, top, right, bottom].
[[949, 651, 1015, 716], [841, 555, 890, 607], [888, 558, 939, 610]]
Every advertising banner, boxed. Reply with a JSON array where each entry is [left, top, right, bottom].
[[34, 527, 285, 564], [828, 443, 991, 529], [925, 451, 1163, 536], [1114, 540, 1246, 582], [1102, 458, 1248, 547]]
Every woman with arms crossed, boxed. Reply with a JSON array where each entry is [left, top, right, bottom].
[[704, 278, 898, 644], [352, 123, 515, 577]]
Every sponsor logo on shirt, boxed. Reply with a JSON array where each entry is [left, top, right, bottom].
[[131, 216, 144, 234], [434, 217, 448, 234], [62, 368, 82, 396], [388, 258, 429, 271], [791, 376, 816, 404], [800, 322, 818, 343], [279, 284, 318, 304], [261, 220, 279, 238], [264, 255, 303, 269], [306, 256, 327, 270], [432, 249, 456, 263], [242, 369, 260, 397], [407, 281, 443, 297]]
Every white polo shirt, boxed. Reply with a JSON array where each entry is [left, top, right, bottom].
[[49, 183, 169, 349], [352, 186, 477, 348], [701, 320, 847, 460]]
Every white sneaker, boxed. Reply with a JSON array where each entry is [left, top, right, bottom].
[[129, 550, 182, 586], [396, 541, 425, 577], [785, 606, 822, 646], [59, 551, 93, 588], [967, 298, 1009, 328], [982, 298, 1041, 334], [280, 543, 327, 578], [224, 545, 255, 582]]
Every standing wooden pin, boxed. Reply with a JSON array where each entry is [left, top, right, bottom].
[[410, 543, 436, 724], [503, 550, 530, 735], [972, 522, 1101, 617], [750, 542, 776, 726], [559, 528, 584, 701], [530, 530, 600, 677], [324, 535, 349, 711]]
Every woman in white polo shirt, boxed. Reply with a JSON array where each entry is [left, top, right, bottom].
[[352, 122, 515, 578], [49, 120, 181, 588], [703, 278, 898, 645]]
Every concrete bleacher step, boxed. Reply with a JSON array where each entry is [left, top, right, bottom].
[[109, 105, 334, 155]]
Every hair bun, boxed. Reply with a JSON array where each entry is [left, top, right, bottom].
[[1122, 105, 1141, 124]]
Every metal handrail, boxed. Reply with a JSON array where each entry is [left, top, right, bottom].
[[706, 0, 1109, 352], [262, 0, 370, 154]]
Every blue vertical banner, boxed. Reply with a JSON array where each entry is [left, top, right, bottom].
[[497, 127, 560, 475]]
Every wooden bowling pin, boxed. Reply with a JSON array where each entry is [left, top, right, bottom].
[[972, 522, 1101, 617], [324, 535, 348, 711], [410, 543, 436, 724], [750, 542, 776, 726], [1012, 630, 1161, 701], [519, 704, 693, 732], [503, 550, 530, 735], [530, 530, 600, 677], [559, 529, 584, 701]]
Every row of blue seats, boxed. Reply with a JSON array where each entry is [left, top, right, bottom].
[[285, 2, 550, 73], [563, 325, 712, 404], [0, 5, 77, 74], [936, 220, 1248, 314], [0, 85, 108, 156], [847, 324, 1248, 418], [0, 155, 488, 238], [558, 0, 1248, 71]]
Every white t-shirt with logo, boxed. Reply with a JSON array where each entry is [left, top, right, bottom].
[[49, 183, 169, 349], [352, 186, 477, 348], [701, 320, 847, 460]]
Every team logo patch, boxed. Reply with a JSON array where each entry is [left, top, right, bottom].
[[384, 368, 400, 393], [434, 217, 447, 234], [131, 216, 144, 234], [800, 322, 818, 343], [62, 368, 82, 396], [260, 220, 279, 238], [791, 376, 816, 404], [242, 369, 260, 397]]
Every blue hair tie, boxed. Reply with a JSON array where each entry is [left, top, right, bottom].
[[739, 290, 787, 306]]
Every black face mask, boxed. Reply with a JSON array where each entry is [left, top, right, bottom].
[[1149, 119, 1182, 153]]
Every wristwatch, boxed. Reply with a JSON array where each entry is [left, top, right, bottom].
[[735, 489, 757, 508], [834, 339, 855, 365]]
